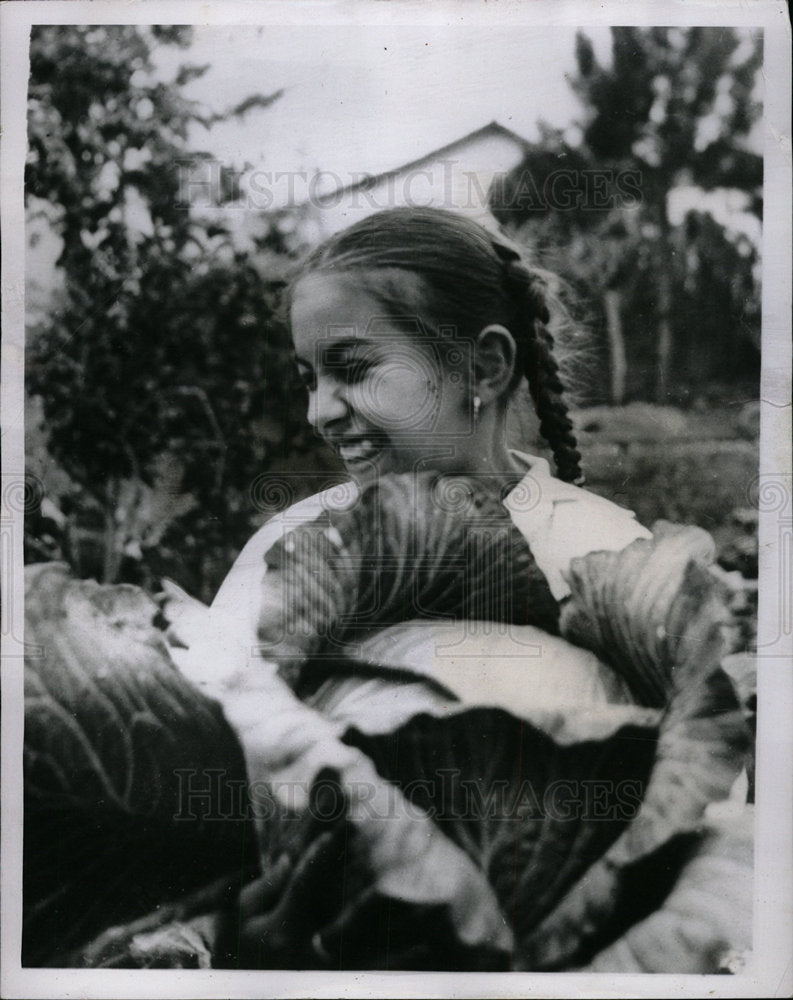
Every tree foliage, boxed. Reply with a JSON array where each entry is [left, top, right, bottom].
[[26, 25, 327, 596], [492, 27, 762, 403], [573, 28, 762, 198]]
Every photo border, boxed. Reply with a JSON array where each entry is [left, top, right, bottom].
[[2, 1, 790, 997]]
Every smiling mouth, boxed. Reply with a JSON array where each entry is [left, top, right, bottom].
[[336, 437, 382, 464]]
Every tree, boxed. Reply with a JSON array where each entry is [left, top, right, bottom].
[[25, 25, 324, 596], [492, 27, 762, 404]]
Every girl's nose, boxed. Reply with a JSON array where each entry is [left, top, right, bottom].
[[308, 377, 349, 432]]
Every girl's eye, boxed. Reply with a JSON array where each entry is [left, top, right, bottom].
[[345, 355, 375, 383], [321, 344, 377, 384]]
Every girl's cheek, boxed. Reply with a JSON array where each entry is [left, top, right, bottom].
[[383, 379, 440, 432], [354, 376, 437, 430]]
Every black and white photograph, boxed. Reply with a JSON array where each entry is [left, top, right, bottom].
[[1, 1, 791, 996]]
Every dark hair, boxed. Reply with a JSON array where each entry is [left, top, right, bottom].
[[292, 207, 584, 485]]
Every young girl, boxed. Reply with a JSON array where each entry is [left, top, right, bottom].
[[198, 206, 651, 699]]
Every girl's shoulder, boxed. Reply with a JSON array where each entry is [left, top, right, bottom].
[[211, 482, 361, 615], [504, 452, 652, 600], [212, 460, 651, 613]]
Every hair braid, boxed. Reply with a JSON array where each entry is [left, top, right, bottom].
[[494, 241, 585, 486], [531, 324, 585, 485]]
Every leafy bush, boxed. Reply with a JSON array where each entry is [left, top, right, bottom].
[[25, 25, 328, 598]]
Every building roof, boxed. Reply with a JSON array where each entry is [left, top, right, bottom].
[[311, 120, 532, 206]]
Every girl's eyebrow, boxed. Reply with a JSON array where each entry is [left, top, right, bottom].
[[296, 338, 378, 371]]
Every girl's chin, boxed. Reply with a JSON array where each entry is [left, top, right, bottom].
[[340, 443, 461, 484], [342, 453, 388, 485], [342, 450, 421, 486], [343, 454, 444, 487]]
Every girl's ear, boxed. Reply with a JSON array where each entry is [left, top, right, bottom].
[[474, 324, 517, 404]]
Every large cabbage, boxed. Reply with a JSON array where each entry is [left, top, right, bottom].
[[23, 564, 258, 966], [23, 479, 752, 970]]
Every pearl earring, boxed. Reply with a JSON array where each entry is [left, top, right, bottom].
[[473, 395, 482, 424]]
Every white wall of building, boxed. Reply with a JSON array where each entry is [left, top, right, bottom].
[[299, 129, 527, 245]]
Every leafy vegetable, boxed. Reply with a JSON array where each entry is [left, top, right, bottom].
[[26, 512, 752, 970], [266, 519, 750, 970], [23, 563, 258, 966], [581, 810, 753, 972], [256, 472, 560, 677]]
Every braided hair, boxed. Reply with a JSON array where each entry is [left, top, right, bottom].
[[491, 240, 585, 485], [292, 207, 585, 485]]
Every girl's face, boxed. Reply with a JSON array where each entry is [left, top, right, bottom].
[[290, 272, 476, 485]]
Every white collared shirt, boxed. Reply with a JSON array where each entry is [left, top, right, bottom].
[[212, 455, 650, 627], [502, 451, 652, 600], [171, 460, 650, 692]]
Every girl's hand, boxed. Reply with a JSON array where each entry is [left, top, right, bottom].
[[230, 826, 353, 968], [155, 577, 210, 650], [218, 771, 507, 971], [228, 840, 507, 970], [216, 769, 359, 968]]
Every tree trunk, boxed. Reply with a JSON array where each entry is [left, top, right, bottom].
[[102, 479, 122, 583], [603, 289, 627, 405], [655, 218, 674, 404], [656, 271, 673, 403]]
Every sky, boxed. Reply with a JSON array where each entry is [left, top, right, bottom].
[[28, 25, 620, 304], [27, 19, 763, 292], [154, 25, 613, 191], [149, 23, 761, 246]]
